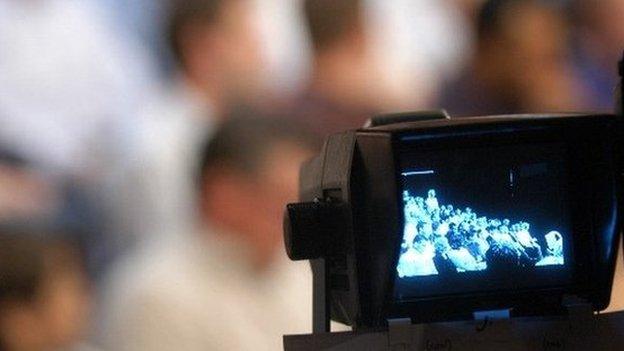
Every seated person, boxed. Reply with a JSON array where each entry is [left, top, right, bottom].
[[397, 234, 437, 277], [426, 190, 439, 212], [465, 231, 489, 263], [0, 229, 91, 351], [101, 116, 319, 351], [439, 0, 587, 116], [447, 230, 483, 272], [545, 231, 563, 257], [432, 237, 456, 276], [536, 231, 564, 266]]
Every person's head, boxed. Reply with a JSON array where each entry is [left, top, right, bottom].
[[197, 115, 319, 268], [304, 0, 365, 57], [545, 230, 563, 255], [0, 230, 90, 351], [448, 230, 465, 251], [303, 0, 395, 113], [167, 0, 263, 106], [477, 0, 569, 68], [476, 0, 580, 110]]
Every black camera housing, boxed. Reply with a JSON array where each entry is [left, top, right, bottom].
[[285, 112, 624, 331], [285, 54, 624, 332]]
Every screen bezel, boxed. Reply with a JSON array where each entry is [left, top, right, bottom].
[[380, 117, 618, 323]]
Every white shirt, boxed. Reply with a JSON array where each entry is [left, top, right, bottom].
[[426, 197, 439, 212], [100, 229, 312, 351], [403, 222, 418, 247], [544, 231, 563, 255], [105, 81, 213, 252], [397, 246, 438, 278], [436, 222, 449, 236], [366, 0, 473, 107], [447, 247, 481, 272]]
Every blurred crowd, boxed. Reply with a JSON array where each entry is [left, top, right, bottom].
[[0, 0, 623, 350], [397, 189, 564, 278]]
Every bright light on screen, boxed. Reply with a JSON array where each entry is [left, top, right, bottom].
[[393, 142, 572, 300], [397, 188, 564, 278]]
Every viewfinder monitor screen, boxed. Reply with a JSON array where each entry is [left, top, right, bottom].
[[394, 142, 573, 300]]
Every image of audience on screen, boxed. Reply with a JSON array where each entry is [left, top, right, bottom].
[[397, 189, 565, 278]]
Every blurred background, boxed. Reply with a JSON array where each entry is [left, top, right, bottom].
[[0, 0, 623, 350]]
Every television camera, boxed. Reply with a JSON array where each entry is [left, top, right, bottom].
[[282, 55, 624, 350]]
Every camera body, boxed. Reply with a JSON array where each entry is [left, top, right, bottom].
[[285, 54, 624, 332], [285, 112, 624, 330]]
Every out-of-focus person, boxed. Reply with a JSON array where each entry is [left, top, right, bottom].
[[0, 0, 156, 178], [571, 0, 624, 112], [438, 0, 588, 117], [100, 116, 318, 351], [366, 0, 474, 108], [0, 0, 159, 279], [455, 0, 488, 21], [0, 231, 92, 351], [289, 0, 420, 136], [107, 0, 267, 252], [0, 147, 106, 281], [0, 149, 102, 351]]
